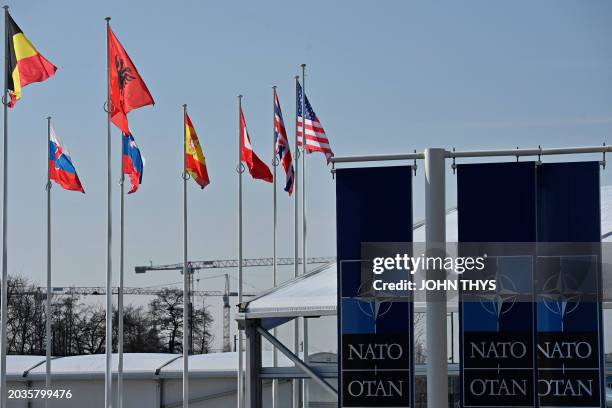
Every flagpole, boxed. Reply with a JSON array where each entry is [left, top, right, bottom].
[[0, 6, 9, 407], [271, 86, 279, 408], [237, 95, 244, 408], [182, 104, 189, 408], [104, 16, 113, 408], [117, 129, 125, 408], [292, 75, 300, 408], [45, 116, 52, 403], [300, 63, 310, 408]]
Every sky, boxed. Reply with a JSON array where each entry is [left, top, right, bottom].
[[3, 1, 612, 351]]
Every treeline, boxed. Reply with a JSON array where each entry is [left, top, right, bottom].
[[3, 276, 213, 356]]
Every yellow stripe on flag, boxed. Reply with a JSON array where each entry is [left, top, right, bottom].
[[12, 33, 39, 61]]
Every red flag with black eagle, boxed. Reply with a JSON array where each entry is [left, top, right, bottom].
[[108, 26, 154, 134]]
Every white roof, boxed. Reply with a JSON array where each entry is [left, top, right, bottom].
[[7, 351, 296, 380], [243, 185, 612, 320], [242, 263, 337, 319]]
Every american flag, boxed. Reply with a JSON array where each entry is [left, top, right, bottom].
[[297, 82, 334, 164], [275, 92, 295, 195]]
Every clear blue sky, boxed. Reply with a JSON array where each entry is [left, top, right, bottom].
[[4, 0, 612, 296]]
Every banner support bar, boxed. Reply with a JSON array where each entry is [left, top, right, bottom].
[[331, 144, 612, 165]]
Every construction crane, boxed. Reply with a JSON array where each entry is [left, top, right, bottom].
[[134, 256, 335, 273], [134, 256, 335, 352]]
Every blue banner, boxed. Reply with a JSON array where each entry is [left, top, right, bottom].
[[457, 162, 538, 408], [336, 166, 414, 408], [535, 162, 603, 407], [457, 161, 603, 408]]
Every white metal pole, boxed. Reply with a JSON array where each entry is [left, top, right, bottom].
[[182, 104, 189, 408], [104, 16, 113, 408], [424, 148, 448, 408], [237, 95, 244, 408], [300, 63, 309, 408], [118, 131, 125, 408], [292, 76, 300, 408], [0, 7, 8, 407], [271, 86, 279, 408], [45, 117, 52, 405]]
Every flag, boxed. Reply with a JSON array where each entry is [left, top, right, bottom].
[[108, 26, 154, 134], [274, 93, 295, 195], [123, 133, 144, 194], [49, 126, 84, 193], [296, 82, 334, 164], [6, 13, 57, 108], [241, 109, 273, 183], [185, 113, 210, 189]]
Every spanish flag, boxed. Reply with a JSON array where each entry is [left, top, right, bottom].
[[185, 113, 210, 189], [6, 13, 57, 108]]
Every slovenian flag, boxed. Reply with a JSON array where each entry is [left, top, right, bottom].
[[123, 133, 144, 194], [49, 126, 84, 193]]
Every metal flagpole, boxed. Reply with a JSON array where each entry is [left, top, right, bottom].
[[104, 16, 113, 408], [182, 104, 189, 408], [271, 86, 279, 408], [117, 129, 125, 408], [237, 95, 244, 408], [45, 117, 52, 404], [0, 7, 9, 407], [292, 75, 300, 408], [300, 63, 310, 408]]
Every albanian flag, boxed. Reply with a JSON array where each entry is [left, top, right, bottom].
[[241, 108, 272, 183], [108, 26, 154, 134], [6, 13, 57, 107], [185, 113, 210, 189]]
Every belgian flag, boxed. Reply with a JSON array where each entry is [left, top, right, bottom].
[[6, 13, 57, 107]]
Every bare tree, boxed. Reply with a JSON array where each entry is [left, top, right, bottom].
[[149, 289, 184, 353], [113, 305, 161, 353], [3, 276, 212, 356], [148, 289, 213, 354]]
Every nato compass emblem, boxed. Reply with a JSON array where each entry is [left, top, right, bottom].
[[539, 271, 581, 331], [479, 273, 520, 330], [354, 278, 396, 323]]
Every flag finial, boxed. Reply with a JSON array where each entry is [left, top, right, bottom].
[[105, 16, 111, 21]]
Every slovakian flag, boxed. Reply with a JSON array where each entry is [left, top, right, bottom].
[[6, 13, 57, 108], [123, 133, 144, 194], [185, 114, 210, 189], [108, 26, 154, 134], [241, 108, 273, 183], [274, 93, 295, 195], [296, 82, 334, 164], [49, 126, 84, 193]]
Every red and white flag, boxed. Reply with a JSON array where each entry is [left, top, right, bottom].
[[241, 109, 273, 182]]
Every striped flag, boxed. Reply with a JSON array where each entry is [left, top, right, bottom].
[[274, 93, 295, 195], [6, 13, 57, 107], [49, 126, 84, 193], [296, 82, 334, 164]]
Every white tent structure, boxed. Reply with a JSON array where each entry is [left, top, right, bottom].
[[5, 351, 338, 407]]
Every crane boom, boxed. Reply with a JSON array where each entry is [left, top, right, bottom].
[[134, 256, 335, 274], [39, 286, 257, 297]]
